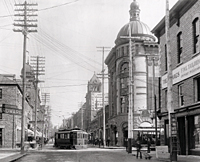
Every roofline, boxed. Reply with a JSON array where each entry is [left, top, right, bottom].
[[151, 0, 198, 36]]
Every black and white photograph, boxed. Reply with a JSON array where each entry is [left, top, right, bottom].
[[1, 0, 200, 161]]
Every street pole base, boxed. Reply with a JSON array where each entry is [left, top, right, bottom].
[[127, 138, 132, 153]]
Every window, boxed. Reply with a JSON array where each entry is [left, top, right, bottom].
[[0, 89, 2, 99], [177, 32, 183, 64], [178, 84, 184, 107], [121, 47, 124, 56], [193, 18, 199, 54], [120, 96, 125, 113], [165, 44, 168, 71], [0, 113, 2, 119], [120, 63, 128, 73], [165, 89, 167, 109], [195, 77, 200, 102]]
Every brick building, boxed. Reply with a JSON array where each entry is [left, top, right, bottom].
[[152, 0, 200, 156], [0, 74, 33, 148]]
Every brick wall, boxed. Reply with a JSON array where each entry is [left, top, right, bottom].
[[159, 0, 200, 111]]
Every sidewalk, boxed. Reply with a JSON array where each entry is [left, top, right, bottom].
[[0, 148, 27, 162]]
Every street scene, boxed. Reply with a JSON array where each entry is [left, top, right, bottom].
[[1, 0, 200, 162]]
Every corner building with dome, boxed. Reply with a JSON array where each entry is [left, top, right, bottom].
[[105, 0, 160, 146]]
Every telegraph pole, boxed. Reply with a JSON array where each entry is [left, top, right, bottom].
[[13, 1, 37, 154], [165, 0, 176, 161], [42, 93, 50, 141], [147, 55, 159, 146], [120, 23, 134, 153], [41, 93, 50, 149], [97, 46, 110, 147], [31, 56, 45, 142]]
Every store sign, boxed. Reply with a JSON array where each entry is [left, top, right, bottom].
[[162, 54, 200, 89], [0, 104, 21, 115]]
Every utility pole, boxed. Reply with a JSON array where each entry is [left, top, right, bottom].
[[41, 92, 50, 149], [120, 23, 134, 153], [97, 46, 110, 147], [31, 56, 45, 142], [13, 1, 37, 154], [165, 0, 177, 161], [147, 55, 159, 146]]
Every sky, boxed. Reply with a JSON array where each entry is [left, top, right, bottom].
[[0, 0, 178, 127]]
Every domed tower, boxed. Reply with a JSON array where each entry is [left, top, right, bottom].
[[105, 0, 159, 146]]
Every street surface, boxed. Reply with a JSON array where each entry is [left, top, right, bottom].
[[15, 149, 160, 162]]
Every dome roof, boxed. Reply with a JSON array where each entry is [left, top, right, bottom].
[[115, 0, 156, 45], [115, 21, 156, 45]]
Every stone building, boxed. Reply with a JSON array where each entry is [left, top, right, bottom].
[[152, 0, 200, 156], [105, 0, 159, 146]]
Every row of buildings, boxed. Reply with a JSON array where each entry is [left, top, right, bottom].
[[64, 0, 200, 156], [0, 64, 52, 148]]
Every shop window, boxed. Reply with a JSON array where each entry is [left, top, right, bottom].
[[177, 32, 183, 64], [178, 84, 184, 107], [195, 77, 200, 102], [193, 18, 199, 54]]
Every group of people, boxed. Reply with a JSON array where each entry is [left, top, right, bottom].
[[125, 133, 151, 159], [93, 137, 111, 147]]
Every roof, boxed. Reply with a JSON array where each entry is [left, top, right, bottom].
[[152, 0, 198, 37]]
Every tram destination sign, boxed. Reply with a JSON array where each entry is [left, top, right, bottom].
[[0, 104, 21, 115]]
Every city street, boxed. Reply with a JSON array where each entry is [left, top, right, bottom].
[[15, 148, 160, 162]]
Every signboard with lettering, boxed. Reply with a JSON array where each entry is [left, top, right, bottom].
[[162, 54, 200, 89], [0, 104, 21, 115], [171, 113, 177, 137]]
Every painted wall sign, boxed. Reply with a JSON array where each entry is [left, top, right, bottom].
[[162, 54, 200, 89]]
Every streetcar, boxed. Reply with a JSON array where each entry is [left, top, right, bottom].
[[54, 128, 88, 149]]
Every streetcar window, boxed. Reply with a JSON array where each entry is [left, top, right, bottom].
[[64, 133, 69, 139], [60, 134, 64, 139]]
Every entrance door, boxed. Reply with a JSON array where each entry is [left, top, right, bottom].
[[178, 117, 186, 155], [0, 129, 2, 147]]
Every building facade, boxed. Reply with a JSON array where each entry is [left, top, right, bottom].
[[0, 74, 33, 148], [105, 0, 159, 146], [152, 0, 200, 156]]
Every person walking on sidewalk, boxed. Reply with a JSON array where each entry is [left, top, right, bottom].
[[136, 139, 142, 159], [98, 138, 101, 148]]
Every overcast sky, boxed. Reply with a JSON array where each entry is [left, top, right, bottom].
[[0, 0, 178, 127]]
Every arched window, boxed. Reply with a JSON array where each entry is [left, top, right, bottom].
[[120, 62, 129, 73]]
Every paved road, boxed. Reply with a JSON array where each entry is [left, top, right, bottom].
[[15, 148, 160, 162]]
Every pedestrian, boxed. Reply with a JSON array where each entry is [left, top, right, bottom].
[[125, 138, 128, 151], [147, 137, 151, 153], [107, 137, 110, 147], [99, 138, 101, 148], [136, 139, 142, 159]]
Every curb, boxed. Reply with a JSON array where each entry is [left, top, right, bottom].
[[0, 153, 28, 162]]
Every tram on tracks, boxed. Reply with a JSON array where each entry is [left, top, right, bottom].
[[54, 128, 88, 149]]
